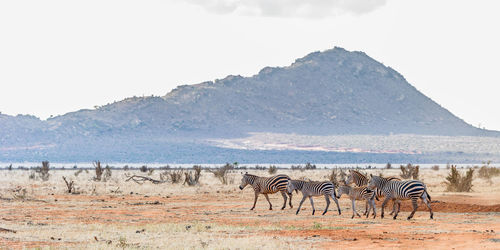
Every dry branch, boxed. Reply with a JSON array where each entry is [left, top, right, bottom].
[[124, 174, 167, 185]]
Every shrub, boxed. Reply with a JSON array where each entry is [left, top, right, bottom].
[[74, 169, 84, 177], [103, 165, 112, 181], [431, 165, 440, 171], [305, 163, 316, 170], [94, 161, 103, 181], [34, 161, 50, 181], [184, 165, 202, 186], [209, 163, 233, 184], [400, 164, 419, 179], [140, 165, 148, 173], [328, 168, 346, 186], [477, 162, 500, 179], [268, 165, 277, 174], [385, 163, 392, 169], [167, 170, 184, 184], [444, 165, 474, 192]]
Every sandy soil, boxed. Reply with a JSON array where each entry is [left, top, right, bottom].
[[0, 168, 499, 249]]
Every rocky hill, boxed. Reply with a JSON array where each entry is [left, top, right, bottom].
[[1, 47, 497, 162]]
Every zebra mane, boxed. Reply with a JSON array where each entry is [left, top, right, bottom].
[[351, 170, 367, 178], [244, 173, 259, 178]]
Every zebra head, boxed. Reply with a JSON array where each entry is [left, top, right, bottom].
[[287, 180, 303, 195], [368, 174, 383, 190], [239, 172, 253, 190], [346, 170, 353, 185], [336, 185, 350, 199]]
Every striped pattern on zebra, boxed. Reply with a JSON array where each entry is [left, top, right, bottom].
[[287, 180, 341, 215], [346, 170, 401, 215], [368, 174, 433, 220], [239, 173, 293, 210], [336, 185, 377, 219]]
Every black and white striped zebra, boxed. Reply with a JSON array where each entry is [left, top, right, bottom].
[[346, 170, 401, 215], [367, 174, 433, 220], [336, 185, 376, 219], [287, 180, 341, 215], [239, 173, 293, 210]]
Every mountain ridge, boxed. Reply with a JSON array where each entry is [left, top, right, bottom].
[[1, 47, 498, 162]]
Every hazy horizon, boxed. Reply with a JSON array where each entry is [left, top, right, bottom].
[[1, 0, 499, 130]]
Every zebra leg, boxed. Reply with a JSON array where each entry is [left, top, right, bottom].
[[389, 200, 397, 215], [322, 194, 330, 215], [280, 191, 287, 210], [296, 196, 307, 215], [250, 192, 259, 210], [351, 199, 357, 219], [407, 197, 419, 220], [288, 192, 293, 208], [331, 192, 342, 215], [263, 194, 272, 210], [365, 200, 370, 218], [422, 195, 434, 219], [380, 197, 390, 219], [371, 199, 377, 219], [309, 197, 316, 215]]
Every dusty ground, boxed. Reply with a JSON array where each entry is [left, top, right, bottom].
[[0, 168, 499, 249]]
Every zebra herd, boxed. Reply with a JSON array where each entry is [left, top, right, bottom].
[[238, 170, 433, 220]]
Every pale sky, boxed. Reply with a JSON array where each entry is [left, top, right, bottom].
[[0, 0, 499, 130]]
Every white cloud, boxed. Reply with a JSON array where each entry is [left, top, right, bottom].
[[184, 0, 387, 18]]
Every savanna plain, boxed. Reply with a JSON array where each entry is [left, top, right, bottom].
[[0, 164, 499, 249]]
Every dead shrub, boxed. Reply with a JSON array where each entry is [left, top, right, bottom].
[[477, 162, 500, 180], [74, 169, 84, 177], [160, 170, 184, 184], [94, 161, 103, 181], [400, 164, 419, 179], [62, 176, 75, 193], [209, 163, 233, 184], [328, 168, 346, 186], [184, 166, 202, 186], [431, 165, 440, 171], [32, 161, 50, 181], [268, 165, 277, 175], [103, 165, 112, 181], [444, 165, 474, 192]]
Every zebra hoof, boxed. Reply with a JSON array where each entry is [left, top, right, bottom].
[[393, 216, 397, 220], [430, 214, 434, 219], [407, 217, 412, 220]]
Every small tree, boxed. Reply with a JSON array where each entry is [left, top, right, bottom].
[[400, 164, 419, 179], [444, 165, 474, 192], [209, 163, 233, 184], [184, 165, 202, 186], [268, 165, 277, 174], [35, 161, 50, 181], [94, 161, 103, 181]]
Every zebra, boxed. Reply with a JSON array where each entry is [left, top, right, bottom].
[[336, 185, 376, 219], [367, 174, 433, 220], [346, 170, 401, 215], [286, 180, 341, 215], [239, 173, 293, 210]]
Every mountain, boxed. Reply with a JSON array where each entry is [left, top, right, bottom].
[[1, 47, 498, 162]]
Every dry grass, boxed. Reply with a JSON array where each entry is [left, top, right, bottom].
[[0, 167, 499, 249]]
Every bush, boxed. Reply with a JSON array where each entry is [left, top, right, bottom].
[[385, 163, 392, 169], [34, 161, 50, 181], [209, 163, 234, 184], [400, 164, 419, 179], [477, 162, 500, 180], [431, 165, 440, 171], [328, 168, 346, 186], [444, 165, 474, 192], [94, 161, 103, 181], [166, 170, 184, 184], [103, 165, 112, 181], [140, 165, 148, 173], [268, 165, 277, 174], [184, 165, 202, 186], [305, 163, 316, 170]]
